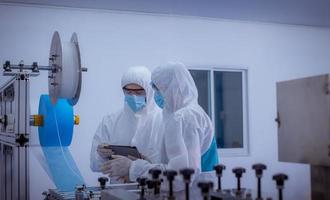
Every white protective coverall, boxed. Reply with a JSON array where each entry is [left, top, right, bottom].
[[129, 62, 216, 190], [90, 66, 162, 173]]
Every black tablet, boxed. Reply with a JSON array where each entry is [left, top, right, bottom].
[[104, 145, 142, 159]]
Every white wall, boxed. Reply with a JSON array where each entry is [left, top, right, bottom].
[[1, 4, 330, 200]]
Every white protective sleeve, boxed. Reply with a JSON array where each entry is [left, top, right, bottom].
[[129, 113, 202, 191], [90, 116, 112, 172]]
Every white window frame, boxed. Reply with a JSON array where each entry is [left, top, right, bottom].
[[188, 66, 249, 157]]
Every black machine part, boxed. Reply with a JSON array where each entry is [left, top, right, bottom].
[[214, 164, 226, 191], [232, 167, 246, 192], [252, 163, 267, 200], [198, 181, 214, 200], [137, 177, 147, 200], [164, 170, 178, 199], [98, 177, 109, 190], [272, 173, 288, 200], [149, 168, 162, 195]]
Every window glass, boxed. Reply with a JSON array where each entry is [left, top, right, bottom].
[[214, 71, 243, 148], [189, 70, 211, 116]]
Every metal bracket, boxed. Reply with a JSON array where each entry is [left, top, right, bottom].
[[16, 134, 29, 147]]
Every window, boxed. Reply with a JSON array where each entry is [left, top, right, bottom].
[[189, 67, 248, 156]]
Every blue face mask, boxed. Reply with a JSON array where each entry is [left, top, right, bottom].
[[154, 90, 164, 109], [125, 94, 146, 112]]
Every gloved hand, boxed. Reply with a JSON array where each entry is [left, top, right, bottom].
[[97, 143, 113, 159], [101, 155, 132, 177], [126, 154, 151, 163]]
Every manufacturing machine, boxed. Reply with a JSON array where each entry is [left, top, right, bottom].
[[44, 163, 289, 200], [0, 31, 87, 200]]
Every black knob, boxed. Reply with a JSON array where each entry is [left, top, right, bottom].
[[232, 167, 246, 192], [179, 168, 195, 183], [198, 181, 214, 200], [137, 177, 147, 187], [272, 173, 288, 200], [3, 61, 11, 72], [164, 170, 178, 181], [272, 173, 288, 188], [214, 164, 226, 176], [149, 168, 162, 179], [98, 177, 109, 189], [232, 167, 246, 178], [252, 163, 267, 178]]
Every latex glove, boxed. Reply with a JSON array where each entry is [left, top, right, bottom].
[[101, 155, 132, 177], [140, 154, 152, 163], [97, 143, 113, 159]]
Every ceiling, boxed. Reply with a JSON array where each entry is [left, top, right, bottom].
[[1, 0, 330, 28]]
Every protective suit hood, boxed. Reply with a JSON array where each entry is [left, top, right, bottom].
[[151, 62, 198, 112], [121, 66, 156, 114]]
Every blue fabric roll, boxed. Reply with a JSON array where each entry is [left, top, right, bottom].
[[38, 94, 85, 191], [38, 95, 74, 146]]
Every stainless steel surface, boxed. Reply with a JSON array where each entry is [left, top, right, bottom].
[[276, 74, 330, 166]]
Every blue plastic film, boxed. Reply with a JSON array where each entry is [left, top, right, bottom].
[[42, 147, 85, 191], [38, 94, 85, 191], [38, 95, 74, 146]]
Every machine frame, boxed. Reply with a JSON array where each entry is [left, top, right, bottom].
[[0, 73, 31, 200]]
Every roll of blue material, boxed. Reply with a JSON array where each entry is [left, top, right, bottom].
[[38, 94, 85, 191], [38, 95, 74, 146]]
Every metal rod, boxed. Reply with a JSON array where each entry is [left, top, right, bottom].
[[185, 182, 190, 200], [257, 177, 261, 199], [279, 188, 283, 200], [218, 176, 221, 191], [237, 177, 241, 191], [5, 65, 54, 71], [169, 179, 173, 198]]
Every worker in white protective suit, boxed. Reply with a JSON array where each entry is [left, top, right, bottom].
[[90, 66, 162, 181], [106, 62, 219, 190]]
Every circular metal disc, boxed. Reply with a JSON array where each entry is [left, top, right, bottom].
[[48, 31, 82, 105], [48, 31, 62, 105], [68, 32, 82, 106]]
